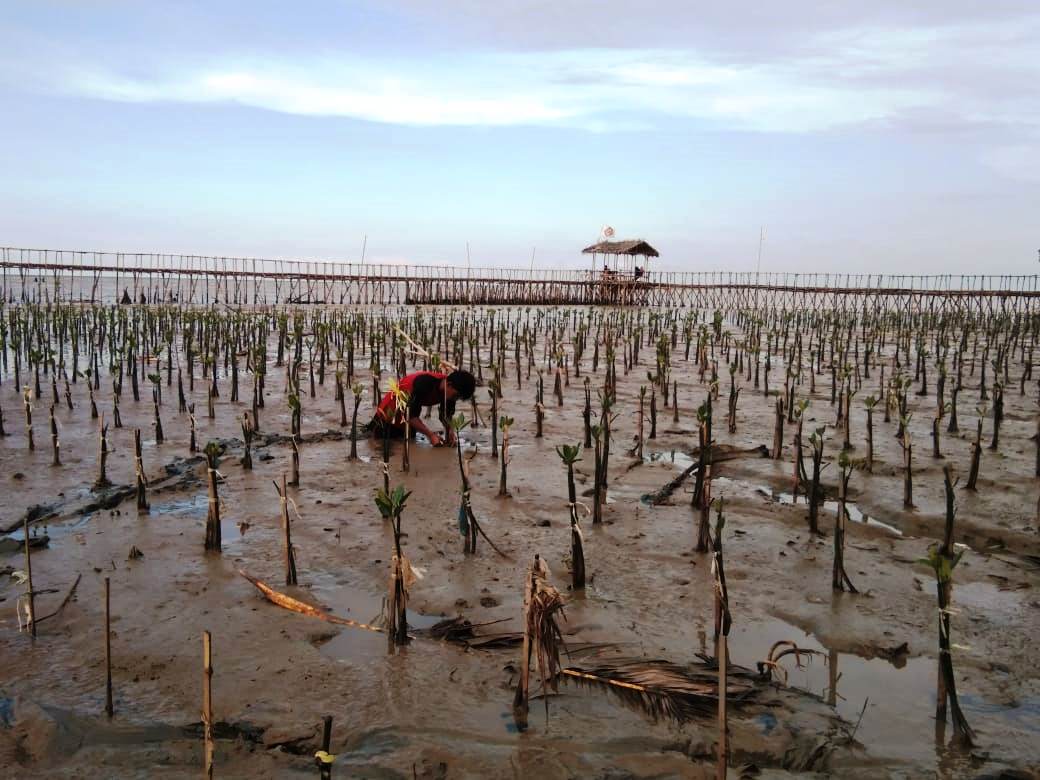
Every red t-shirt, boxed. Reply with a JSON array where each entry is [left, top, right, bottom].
[[375, 371, 452, 426]]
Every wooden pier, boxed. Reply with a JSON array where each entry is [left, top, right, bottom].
[[2, 246, 1037, 314]]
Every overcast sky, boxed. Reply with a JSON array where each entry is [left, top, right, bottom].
[[1, 1, 1037, 274]]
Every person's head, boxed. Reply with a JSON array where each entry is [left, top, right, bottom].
[[445, 370, 476, 401]]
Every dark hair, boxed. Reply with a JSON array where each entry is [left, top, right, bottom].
[[447, 370, 476, 400]]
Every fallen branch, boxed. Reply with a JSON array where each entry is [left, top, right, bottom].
[[34, 573, 82, 625]]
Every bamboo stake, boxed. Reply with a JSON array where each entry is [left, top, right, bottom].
[[203, 630, 214, 778]]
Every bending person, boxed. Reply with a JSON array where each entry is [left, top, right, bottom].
[[370, 369, 476, 446]]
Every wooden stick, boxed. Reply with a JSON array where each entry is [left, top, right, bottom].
[[203, 630, 214, 778], [24, 515, 36, 639], [104, 577, 113, 717], [319, 715, 333, 780]]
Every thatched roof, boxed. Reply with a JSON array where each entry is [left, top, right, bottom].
[[581, 239, 659, 257]]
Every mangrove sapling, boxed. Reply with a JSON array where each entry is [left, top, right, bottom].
[[512, 554, 564, 732], [863, 395, 879, 473], [498, 415, 514, 497], [691, 397, 713, 514], [535, 371, 545, 438], [188, 403, 198, 453], [94, 416, 112, 489], [901, 414, 914, 508], [792, 399, 810, 499], [807, 427, 827, 536], [288, 393, 301, 487], [148, 373, 164, 444], [349, 382, 363, 460], [989, 379, 1004, 451], [708, 499, 732, 780], [673, 379, 679, 424], [558, 444, 586, 590], [582, 377, 592, 448], [634, 386, 646, 460], [84, 369, 99, 418], [965, 405, 985, 491], [335, 366, 347, 426], [591, 424, 604, 524], [274, 474, 298, 586], [727, 363, 740, 434], [772, 396, 785, 459], [241, 413, 254, 470], [23, 386, 33, 451], [649, 383, 657, 440], [947, 386, 959, 433], [489, 379, 499, 460], [49, 404, 60, 466], [375, 484, 416, 649], [204, 441, 222, 552], [833, 451, 859, 593], [134, 429, 149, 512], [452, 414, 480, 554], [932, 403, 950, 458], [923, 465, 975, 747]]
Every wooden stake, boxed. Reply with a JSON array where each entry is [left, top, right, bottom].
[[319, 715, 333, 780], [203, 630, 214, 778], [23, 515, 36, 639], [104, 577, 113, 717]]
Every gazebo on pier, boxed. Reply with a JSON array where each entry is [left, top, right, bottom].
[[582, 239, 659, 304]]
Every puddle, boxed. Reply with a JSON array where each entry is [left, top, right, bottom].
[[151, 495, 243, 542], [763, 489, 903, 536], [310, 581, 443, 663], [644, 450, 696, 470], [4, 513, 91, 543], [728, 614, 1033, 764]]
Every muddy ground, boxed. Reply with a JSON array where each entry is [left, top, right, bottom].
[[1, 306, 1038, 779]]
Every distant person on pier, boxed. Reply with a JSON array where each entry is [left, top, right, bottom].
[[369, 369, 476, 446], [120, 287, 132, 304]]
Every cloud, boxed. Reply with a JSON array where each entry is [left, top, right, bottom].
[[2, 5, 1037, 135], [49, 48, 939, 133]]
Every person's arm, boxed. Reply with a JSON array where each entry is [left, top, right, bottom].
[[408, 374, 445, 445], [409, 415, 443, 446], [439, 395, 458, 444]]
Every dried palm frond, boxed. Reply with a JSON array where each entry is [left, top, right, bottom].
[[558, 658, 757, 724], [513, 555, 566, 731]]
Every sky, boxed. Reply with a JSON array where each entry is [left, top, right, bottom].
[[0, 1, 1037, 274]]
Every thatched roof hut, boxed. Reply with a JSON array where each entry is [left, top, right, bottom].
[[581, 239, 659, 258]]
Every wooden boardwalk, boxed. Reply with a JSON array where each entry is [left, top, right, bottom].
[[3, 246, 1037, 313]]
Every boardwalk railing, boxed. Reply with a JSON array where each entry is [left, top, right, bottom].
[[2, 247, 1038, 313]]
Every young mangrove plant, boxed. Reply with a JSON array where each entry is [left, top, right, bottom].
[[923, 465, 975, 747], [833, 450, 858, 593], [203, 441, 222, 552], [348, 382, 363, 460], [498, 415, 514, 497], [557, 444, 586, 590], [376, 484, 418, 649], [274, 473, 298, 586], [134, 429, 149, 512]]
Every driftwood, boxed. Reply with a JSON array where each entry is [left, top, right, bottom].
[[641, 444, 769, 505], [33, 573, 82, 625]]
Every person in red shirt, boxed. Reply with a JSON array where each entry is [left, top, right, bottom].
[[370, 369, 476, 446]]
